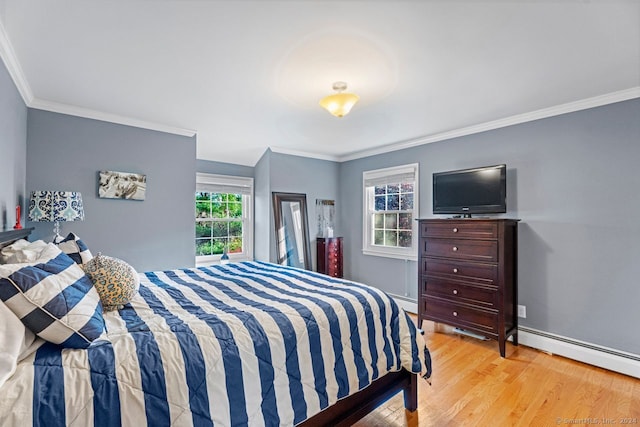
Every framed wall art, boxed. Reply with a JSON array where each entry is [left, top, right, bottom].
[[98, 170, 147, 200]]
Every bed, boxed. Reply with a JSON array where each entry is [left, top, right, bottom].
[[0, 229, 430, 426]]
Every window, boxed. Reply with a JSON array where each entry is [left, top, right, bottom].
[[363, 164, 419, 260], [195, 173, 253, 265]]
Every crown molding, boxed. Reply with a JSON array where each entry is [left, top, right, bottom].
[[269, 146, 341, 162], [0, 20, 33, 104], [30, 86, 639, 159], [338, 87, 640, 163], [29, 98, 197, 138]]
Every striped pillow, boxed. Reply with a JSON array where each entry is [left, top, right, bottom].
[[54, 232, 93, 265], [0, 243, 104, 349]]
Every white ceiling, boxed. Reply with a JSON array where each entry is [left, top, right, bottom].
[[1, 0, 639, 166]]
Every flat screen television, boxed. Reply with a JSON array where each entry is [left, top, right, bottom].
[[432, 164, 506, 217]]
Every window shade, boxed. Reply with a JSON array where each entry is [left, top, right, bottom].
[[196, 173, 253, 195], [363, 165, 417, 188]]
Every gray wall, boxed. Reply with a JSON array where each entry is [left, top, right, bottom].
[[254, 149, 272, 262], [26, 109, 197, 272], [0, 58, 27, 231], [196, 159, 253, 178], [254, 149, 340, 270], [339, 98, 640, 355]]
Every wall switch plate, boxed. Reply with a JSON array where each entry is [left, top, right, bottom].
[[517, 305, 527, 318]]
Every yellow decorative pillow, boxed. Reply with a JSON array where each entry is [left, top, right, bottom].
[[83, 254, 139, 311]]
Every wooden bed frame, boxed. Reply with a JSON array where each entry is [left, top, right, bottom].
[[0, 228, 418, 426], [300, 369, 417, 426]]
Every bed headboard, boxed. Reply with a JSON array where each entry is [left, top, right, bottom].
[[0, 228, 33, 250]]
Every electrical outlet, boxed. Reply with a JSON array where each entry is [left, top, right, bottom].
[[517, 305, 527, 318]]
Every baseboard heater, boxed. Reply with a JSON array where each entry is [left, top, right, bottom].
[[390, 293, 418, 314], [518, 326, 640, 379]]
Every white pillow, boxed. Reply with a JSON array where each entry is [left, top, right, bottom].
[[0, 239, 48, 264], [0, 299, 38, 388], [0, 240, 24, 264]]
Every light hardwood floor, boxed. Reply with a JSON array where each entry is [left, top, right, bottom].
[[354, 323, 640, 427]]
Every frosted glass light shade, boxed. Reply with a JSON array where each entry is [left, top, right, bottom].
[[319, 82, 359, 117], [319, 93, 360, 117]]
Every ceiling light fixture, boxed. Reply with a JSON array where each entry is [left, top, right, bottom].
[[319, 81, 359, 117]]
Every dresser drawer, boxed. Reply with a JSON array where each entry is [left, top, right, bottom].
[[422, 297, 498, 334], [422, 238, 498, 262], [421, 276, 496, 308], [421, 221, 498, 239], [422, 257, 497, 284]]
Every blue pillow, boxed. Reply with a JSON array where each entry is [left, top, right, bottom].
[[54, 232, 93, 265], [0, 244, 104, 348]]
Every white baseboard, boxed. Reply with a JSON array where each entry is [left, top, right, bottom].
[[518, 327, 640, 379], [390, 294, 418, 315], [389, 295, 639, 379]]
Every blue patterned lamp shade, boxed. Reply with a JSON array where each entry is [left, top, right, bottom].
[[28, 191, 85, 237]]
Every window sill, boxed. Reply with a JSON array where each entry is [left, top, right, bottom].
[[196, 256, 253, 267], [362, 248, 417, 262]]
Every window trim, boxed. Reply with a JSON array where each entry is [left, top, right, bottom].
[[196, 173, 254, 265], [362, 163, 419, 261]]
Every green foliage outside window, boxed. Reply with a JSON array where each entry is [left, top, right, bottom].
[[196, 237, 242, 256], [196, 192, 244, 257]]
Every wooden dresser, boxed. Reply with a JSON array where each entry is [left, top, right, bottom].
[[317, 237, 343, 278], [418, 218, 518, 357]]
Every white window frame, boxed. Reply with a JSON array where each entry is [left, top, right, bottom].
[[362, 163, 419, 261], [196, 173, 254, 265]]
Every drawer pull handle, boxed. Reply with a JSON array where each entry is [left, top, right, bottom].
[[453, 289, 458, 295], [453, 311, 458, 317], [453, 228, 458, 233], [453, 268, 458, 273], [452, 246, 458, 252]]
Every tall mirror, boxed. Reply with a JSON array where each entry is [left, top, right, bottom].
[[272, 192, 312, 270]]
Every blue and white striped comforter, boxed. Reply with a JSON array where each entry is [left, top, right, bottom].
[[0, 261, 427, 426]]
